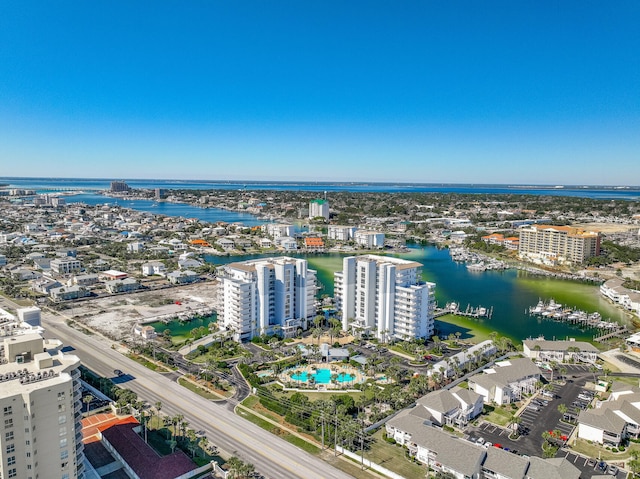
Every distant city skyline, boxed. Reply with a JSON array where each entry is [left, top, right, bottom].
[[1, 2, 638, 184]]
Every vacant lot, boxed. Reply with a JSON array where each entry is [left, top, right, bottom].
[[67, 281, 218, 340]]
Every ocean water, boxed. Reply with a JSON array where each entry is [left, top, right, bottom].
[[2, 177, 639, 199]]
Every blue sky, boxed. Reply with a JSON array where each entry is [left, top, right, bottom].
[[0, 1, 638, 185]]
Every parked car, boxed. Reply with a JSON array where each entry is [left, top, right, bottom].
[[476, 437, 485, 445], [526, 404, 540, 411], [607, 464, 618, 475]]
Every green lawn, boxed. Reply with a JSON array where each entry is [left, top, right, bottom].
[[366, 429, 427, 479], [571, 438, 639, 461], [236, 406, 320, 455], [483, 405, 515, 427], [177, 377, 230, 400]]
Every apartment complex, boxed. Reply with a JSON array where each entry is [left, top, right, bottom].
[[0, 333, 84, 479], [308, 199, 329, 220], [215, 257, 317, 341], [518, 224, 600, 264], [334, 255, 435, 342]]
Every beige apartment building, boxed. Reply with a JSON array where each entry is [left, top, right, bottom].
[[518, 224, 600, 264], [0, 333, 84, 479]]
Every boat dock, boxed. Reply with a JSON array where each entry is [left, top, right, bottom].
[[528, 299, 620, 331], [435, 302, 493, 319]]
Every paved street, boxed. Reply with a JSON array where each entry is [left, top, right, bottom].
[[40, 311, 355, 479]]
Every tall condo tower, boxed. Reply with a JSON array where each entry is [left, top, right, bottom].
[[334, 255, 435, 342]]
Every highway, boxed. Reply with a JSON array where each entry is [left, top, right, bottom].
[[39, 311, 354, 479]]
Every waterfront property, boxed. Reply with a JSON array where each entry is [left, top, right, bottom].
[[215, 257, 317, 341], [601, 278, 640, 316], [522, 338, 599, 364], [518, 224, 601, 265], [334, 254, 436, 342]]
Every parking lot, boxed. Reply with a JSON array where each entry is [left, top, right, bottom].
[[465, 364, 629, 477], [562, 450, 625, 478]]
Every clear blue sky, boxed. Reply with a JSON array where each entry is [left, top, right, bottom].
[[1, 1, 638, 185]]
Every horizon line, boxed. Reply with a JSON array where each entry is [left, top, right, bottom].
[[1, 176, 639, 190]]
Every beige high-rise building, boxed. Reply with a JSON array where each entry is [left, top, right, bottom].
[[0, 333, 84, 479], [518, 224, 601, 264]]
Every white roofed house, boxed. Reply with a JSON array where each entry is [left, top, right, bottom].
[[468, 358, 541, 405], [279, 237, 298, 251], [141, 261, 167, 277], [127, 241, 145, 253]]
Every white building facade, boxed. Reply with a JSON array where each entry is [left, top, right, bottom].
[[309, 199, 329, 220], [215, 257, 317, 341], [0, 333, 84, 479], [334, 255, 435, 342]]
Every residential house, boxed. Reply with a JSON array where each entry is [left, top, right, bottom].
[[430, 340, 497, 379], [167, 270, 199, 285], [522, 339, 599, 364], [468, 358, 541, 405], [178, 258, 202, 270], [354, 230, 385, 249], [106, 278, 142, 294], [127, 242, 145, 253], [280, 237, 298, 251], [50, 284, 92, 301], [304, 237, 325, 251], [412, 386, 484, 428], [50, 257, 82, 275], [386, 415, 579, 479], [386, 414, 485, 478], [142, 261, 167, 277], [578, 382, 640, 446]]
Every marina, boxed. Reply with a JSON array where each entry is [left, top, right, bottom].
[[527, 299, 621, 331], [450, 247, 508, 272]]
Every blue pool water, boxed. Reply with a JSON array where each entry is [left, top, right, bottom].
[[290, 368, 354, 384]]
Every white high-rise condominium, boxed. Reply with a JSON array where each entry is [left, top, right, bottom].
[[215, 257, 317, 341], [334, 255, 435, 342], [0, 333, 84, 479], [309, 199, 330, 221]]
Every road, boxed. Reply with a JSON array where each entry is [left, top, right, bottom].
[[39, 311, 354, 479]]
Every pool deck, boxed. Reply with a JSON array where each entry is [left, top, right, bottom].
[[278, 362, 365, 390]]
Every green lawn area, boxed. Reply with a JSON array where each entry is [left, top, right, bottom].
[[127, 353, 162, 371], [236, 406, 320, 455], [366, 429, 427, 479], [177, 377, 230, 400], [267, 383, 365, 402], [483, 405, 515, 427], [571, 438, 639, 461]]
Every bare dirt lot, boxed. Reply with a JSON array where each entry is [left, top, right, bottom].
[[68, 282, 218, 340], [572, 223, 639, 234]]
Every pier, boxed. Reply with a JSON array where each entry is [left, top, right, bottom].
[[435, 302, 493, 319], [528, 299, 620, 332]]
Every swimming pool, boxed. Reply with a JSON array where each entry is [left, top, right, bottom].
[[290, 368, 354, 384]]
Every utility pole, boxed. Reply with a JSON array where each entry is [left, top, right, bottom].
[[321, 410, 325, 450], [334, 405, 338, 456]]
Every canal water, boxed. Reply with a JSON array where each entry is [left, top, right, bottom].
[[204, 247, 631, 344]]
